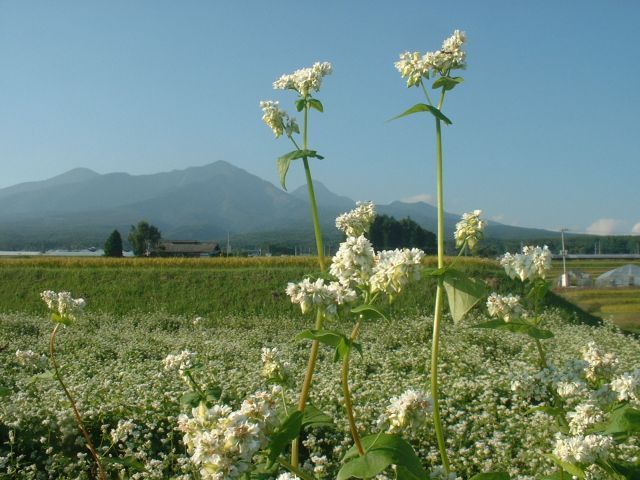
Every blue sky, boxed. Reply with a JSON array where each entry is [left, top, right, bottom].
[[1, 1, 639, 235]]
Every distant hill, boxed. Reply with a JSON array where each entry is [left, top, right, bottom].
[[0, 161, 559, 250]]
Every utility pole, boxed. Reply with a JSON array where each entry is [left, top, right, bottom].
[[560, 228, 569, 287]]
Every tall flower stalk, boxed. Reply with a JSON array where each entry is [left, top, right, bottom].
[[41, 291, 106, 480], [394, 30, 467, 472], [261, 61, 332, 466]]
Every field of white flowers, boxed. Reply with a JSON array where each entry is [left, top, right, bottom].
[[2, 309, 639, 479]]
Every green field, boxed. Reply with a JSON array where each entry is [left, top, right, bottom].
[[550, 259, 640, 332], [0, 256, 517, 318]]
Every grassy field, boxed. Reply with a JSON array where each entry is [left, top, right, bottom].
[[0, 256, 516, 318], [550, 259, 640, 332]]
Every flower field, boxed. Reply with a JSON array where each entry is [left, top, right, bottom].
[[1, 307, 639, 478]]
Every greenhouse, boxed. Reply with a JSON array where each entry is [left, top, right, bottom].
[[595, 264, 640, 287]]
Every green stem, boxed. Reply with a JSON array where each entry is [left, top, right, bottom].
[[50, 324, 106, 480], [342, 321, 365, 456], [278, 457, 315, 480], [301, 100, 326, 270], [420, 81, 434, 106], [534, 338, 548, 370], [430, 86, 451, 472], [291, 98, 326, 467], [291, 308, 324, 467]]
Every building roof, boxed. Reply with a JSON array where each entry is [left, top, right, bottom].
[[157, 240, 219, 254]]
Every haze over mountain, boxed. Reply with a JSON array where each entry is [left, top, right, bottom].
[[0, 161, 556, 250]]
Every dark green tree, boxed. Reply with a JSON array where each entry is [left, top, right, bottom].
[[128, 221, 161, 256], [369, 214, 436, 253], [103, 229, 123, 257]]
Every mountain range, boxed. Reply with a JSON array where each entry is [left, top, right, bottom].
[[0, 161, 557, 249]]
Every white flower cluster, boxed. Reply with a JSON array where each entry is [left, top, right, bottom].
[[335, 201, 376, 237], [500, 245, 552, 282], [610, 369, 640, 402], [395, 30, 466, 87], [329, 235, 376, 288], [552, 433, 613, 465], [567, 402, 604, 435], [582, 342, 618, 382], [110, 419, 136, 444], [260, 347, 291, 385], [259, 100, 299, 138], [369, 248, 424, 297], [163, 350, 197, 382], [15, 349, 38, 366], [454, 210, 485, 251], [286, 278, 357, 317], [273, 62, 332, 96], [430, 466, 459, 480], [177, 389, 279, 480], [276, 474, 300, 480], [486, 293, 523, 323], [377, 389, 432, 433], [40, 290, 86, 322]]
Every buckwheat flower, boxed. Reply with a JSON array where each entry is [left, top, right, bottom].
[[430, 465, 458, 480], [370, 248, 424, 297], [454, 209, 485, 251], [553, 433, 613, 465], [110, 419, 136, 444], [286, 278, 357, 317], [40, 290, 86, 322], [260, 100, 298, 139], [260, 347, 291, 385], [439, 30, 467, 70], [311, 454, 329, 477], [486, 293, 523, 322], [581, 342, 618, 382], [276, 474, 300, 480], [377, 389, 432, 433], [499, 245, 552, 282], [395, 51, 430, 87], [163, 350, 197, 383], [329, 235, 376, 287], [15, 349, 38, 366], [273, 61, 332, 96], [335, 201, 376, 237], [567, 403, 604, 435], [610, 369, 640, 402]]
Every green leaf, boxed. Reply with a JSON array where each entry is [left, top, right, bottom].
[[276, 149, 324, 190], [474, 319, 554, 339], [295, 98, 305, 112], [32, 370, 56, 382], [342, 434, 427, 480], [102, 456, 146, 472], [51, 312, 72, 326], [526, 405, 565, 418], [267, 410, 303, 463], [205, 385, 222, 403], [297, 329, 345, 348], [180, 391, 202, 408], [302, 403, 334, 428], [538, 474, 564, 480], [469, 473, 510, 480], [606, 458, 640, 479], [351, 304, 388, 321], [432, 76, 464, 91], [297, 329, 360, 363], [545, 454, 585, 479], [602, 405, 640, 439], [308, 98, 324, 112], [389, 103, 452, 125], [0, 386, 11, 398], [338, 449, 395, 480], [424, 267, 449, 278], [443, 271, 486, 323]]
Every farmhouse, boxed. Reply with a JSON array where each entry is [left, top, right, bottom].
[[153, 240, 221, 257]]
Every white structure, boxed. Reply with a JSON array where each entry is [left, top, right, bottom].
[[595, 264, 640, 287]]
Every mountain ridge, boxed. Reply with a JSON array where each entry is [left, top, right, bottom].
[[0, 161, 558, 249]]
